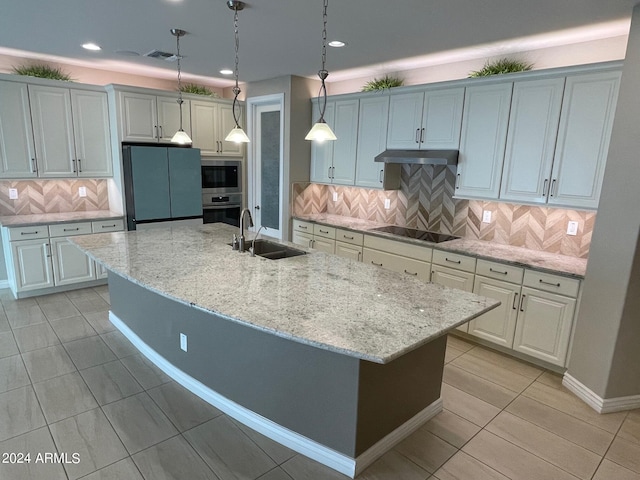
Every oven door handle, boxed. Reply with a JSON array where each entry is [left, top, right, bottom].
[[203, 204, 241, 210]]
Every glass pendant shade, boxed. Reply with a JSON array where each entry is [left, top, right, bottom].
[[171, 129, 192, 145], [305, 121, 337, 142], [225, 126, 250, 143]]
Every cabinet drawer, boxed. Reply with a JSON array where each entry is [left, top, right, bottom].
[[364, 235, 433, 262], [363, 247, 431, 282], [335, 228, 363, 246], [7, 226, 49, 241], [523, 270, 580, 298], [432, 249, 477, 273], [49, 222, 92, 238], [92, 219, 124, 233], [313, 224, 336, 239], [476, 259, 524, 284], [292, 219, 313, 234]]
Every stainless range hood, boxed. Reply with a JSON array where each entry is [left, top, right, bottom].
[[374, 149, 458, 165]]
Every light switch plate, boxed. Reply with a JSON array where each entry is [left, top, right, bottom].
[[9, 188, 18, 200], [180, 333, 187, 352], [567, 221, 579, 236], [482, 210, 492, 223], [384, 198, 391, 209], [332, 191, 338, 201], [78, 186, 87, 197]]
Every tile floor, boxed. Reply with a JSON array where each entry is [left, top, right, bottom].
[[0, 286, 639, 480]]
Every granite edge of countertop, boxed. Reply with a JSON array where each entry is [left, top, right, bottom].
[[0, 210, 124, 227], [293, 213, 587, 279]]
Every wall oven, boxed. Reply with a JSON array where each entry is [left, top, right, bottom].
[[201, 159, 242, 194], [202, 193, 242, 227]]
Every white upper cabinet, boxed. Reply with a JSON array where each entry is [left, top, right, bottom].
[[387, 87, 464, 150], [190, 99, 243, 156], [355, 96, 391, 188], [310, 100, 335, 184], [120, 92, 158, 142], [0, 81, 37, 178], [218, 103, 244, 156], [70, 90, 112, 177], [500, 78, 565, 204], [548, 71, 621, 209], [456, 83, 513, 199], [156, 95, 191, 144]]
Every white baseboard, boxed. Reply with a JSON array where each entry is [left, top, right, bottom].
[[109, 311, 443, 478], [563, 373, 640, 413]]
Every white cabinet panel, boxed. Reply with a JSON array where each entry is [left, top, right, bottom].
[[335, 242, 362, 261], [312, 237, 335, 254], [292, 230, 313, 248], [157, 96, 191, 143], [355, 96, 391, 188], [218, 103, 244, 156], [469, 276, 520, 348], [386, 92, 424, 149], [11, 239, 54, 292], [430, 263, 474, 332], [363, 247, 431, 282], [191, 100, 217, 154], [120, 92, 158, 142], [51, 237, 95, 286], [421, 87, 464, 149], [0, 81, 37, 178], [331, 99, 359, 185], [70, 90, 112, 177]]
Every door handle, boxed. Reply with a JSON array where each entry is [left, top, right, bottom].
[[77, 158, 82, 173], [489, 267, 508, 275], [255, 205, 260, 210], [550, 179, 557, 197], [154, 125, 159, 139], [328, 166, 332, 179], [420, 127, 425, 143], [539, 279, 561, 287], [543, 179, 548, 197], [455, 173, 461, 189], [379, 169, 384, 183], [519, 294, 526, 312], [404, 269, 418, 276], [158, 125, 163, 139], [45, 243, 52, 258], [72, 159, 77, 173], [415, 128, 420, 143], [31, 158, 37, 174], [445, 257, 461, 264], [512, 292, 519, 310]]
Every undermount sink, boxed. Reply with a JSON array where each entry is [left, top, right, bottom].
[[230, 239, 307, 260]]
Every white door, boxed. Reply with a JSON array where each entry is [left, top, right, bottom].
[[70, 90, 113, 177], [119, 92, 158, 142], [0, 81, 37, 178], [11, 239, 55, 292], [247, 94, 284, 239], [469, 276, 520, 347], [386, 91, 424, 149], [51, 238, 96, 286], [355, 96, 389, 188]]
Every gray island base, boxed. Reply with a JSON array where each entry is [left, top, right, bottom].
[[71, 224, 499, 477]]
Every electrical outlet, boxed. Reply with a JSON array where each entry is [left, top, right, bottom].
[[384, 198, 391, 209], [332, 191, 338, 201], [9, 188, 18, 200], [567, 221, 579, 236], [180, 333, 187, 352], [482, 210, 492, 223], [78, 186, 87, 197]]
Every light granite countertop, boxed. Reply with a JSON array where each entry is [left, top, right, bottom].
[[294, 213, 587, 278], [71, 223, 499, 364], [0, 210, 123, 227]]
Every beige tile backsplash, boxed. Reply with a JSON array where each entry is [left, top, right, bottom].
[[0, 179, 109, 216], [292, 165, 595, 259]]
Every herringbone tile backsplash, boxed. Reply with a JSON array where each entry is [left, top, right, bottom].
[[0, 179, 110, 215], [292, 165, 595, 258]]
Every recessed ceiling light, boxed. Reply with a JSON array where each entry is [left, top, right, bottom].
[[220, 69, 233, 75], [82, 42, 101, 51], [328, 40, 346, 48]]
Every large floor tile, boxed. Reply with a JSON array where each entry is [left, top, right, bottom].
[[280, 454, 348, 480], [80, 360, 144, 406], [464, 345, 543, 380], [434, 451, 509, 480], [184, 415, 276, 480], [70, 295, 110, 315], [84, 310, 116, 334], [102, 392, 178, 454], [451, 353, 535, 393], [440, 383, 500, 427], [485, 411, 601, 479], [133, 435, 218, 480], [148, 381, 222, 432], [50, 315, 97, 342], [421, 409, 481, 449], [121, 353, 172, 389], [0, 354, 31, 393], [505, 395, 614, 455], [462, 430, 579, 480], [100, 330, 138, 358], [444, 346, 465, 364], [21, 344, 77, 383], [33, 371, 98, 424], [13, 322, 60, 352], [593, 459, 640, 480], [258, 467, 295, 480], [443, 364, 518, 409], [606, 436, 640, 474], [358, 449, 430, 480], [618, 409, 640, 445], [64, 335, 117, 369], [535, 370, 564, 389], [36, 292, 73, 305], [446, 335, 475, 353], [0, 427, 67, 480], [394, 426, 457, 474], [79, 457, 144, 480], [0, 331, 19, 359], [65, 288, 102, 301], [5, 303, 47, 328], [0, 311, 10, 332], [40, 299, 81, 321], [233, 418, 297, 464], [0, 385, 46, 441], [49, 407, 128, 480]]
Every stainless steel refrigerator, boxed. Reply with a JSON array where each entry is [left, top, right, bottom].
[[123, 145, 203, 230]]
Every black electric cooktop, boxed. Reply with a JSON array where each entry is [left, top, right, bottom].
[[370, 226, 460, 243]]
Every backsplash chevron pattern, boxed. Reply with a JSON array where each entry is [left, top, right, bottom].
[[292, 165, 595, 258], [0, 179, 109, 215]]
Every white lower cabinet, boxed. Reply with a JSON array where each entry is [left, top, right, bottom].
[[51, 237, 95, 286], [363, 235, 432, 282], [292, 230, 313, 248], [469, 276, 520, 347], [312, 237, 336, 254], [431, 251, 476, 332], [11, 239, 55, 292], [335, 242, 362, 261]]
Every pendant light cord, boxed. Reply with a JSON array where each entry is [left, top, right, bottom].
[[231, 5, 242, 127], [176, 32, 185, 131], [317, 0, 329, 123]]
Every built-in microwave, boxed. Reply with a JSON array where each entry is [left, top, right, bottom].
[[201, 159, 242, 194]]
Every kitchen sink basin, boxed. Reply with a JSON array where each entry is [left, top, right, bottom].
[[229, 239, 307, 260]]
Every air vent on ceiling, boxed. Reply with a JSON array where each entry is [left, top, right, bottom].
[[144, 50, 179, 62]]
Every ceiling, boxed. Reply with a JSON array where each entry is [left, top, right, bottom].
[[0, 0, 634, 87]]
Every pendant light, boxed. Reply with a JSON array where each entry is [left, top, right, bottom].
[[170, 28, 192, 145], [224, 0, 250, 143], [305, 0, 337, 142]]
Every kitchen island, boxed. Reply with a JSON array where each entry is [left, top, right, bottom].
[[71, 223, 499, 477]]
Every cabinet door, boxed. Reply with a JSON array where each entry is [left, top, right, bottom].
[[71, 90, 113, 177], [29, 85, 75, 177], [191, 100, 217, 156], [386, 92, 424, 149], [51, 237, 95, 286], [549, 72, 621, 209], [421, 87, 465, 149], [431, 264, 474, 332], [469, 276, 520, 347], [312, 237, 335, 254], [167, 148, 202, 218], [157, 96, 191, 143], [291, 230, 313, 248], [218, 103, 244, 156], [330, 99, 358, 185], [355, 96, 390, 188], [500, 78, 565, 203], [513, 286, 576, 366], [129, 146, 171, 222], [363, 248, 431, 282], [335, 241, 362, 261], [96, 262, 109, 279], [11, 239, 54, 292], [310, 101, 335, 184], [456, 83, 513, 199], [120, 92, 158, 142], [0, 81, 37, 178]]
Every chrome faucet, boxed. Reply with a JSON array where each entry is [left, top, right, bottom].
[[238, 208, 254, 252], [249, 226, 267, 257]]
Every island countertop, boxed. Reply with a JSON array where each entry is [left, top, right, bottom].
[[71, 223, 499, 364]]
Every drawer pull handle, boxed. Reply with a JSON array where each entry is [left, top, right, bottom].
[[63, 227, 80, 232], [343, 235, 354, 240], [371, 261, 383, 267], [404, 269, 418, 276], [101, 224, 117, 228], [298, 225, 308, 230], [445, 257, 461, 264], [539, 279, 561, 287], [319, 229, 329, 234], [45, 243, 52, 258], [519, 294, 526, 312], [489, 267, 508, 275], [512, 292, 519, 310], [20, 231, 39, 235]]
